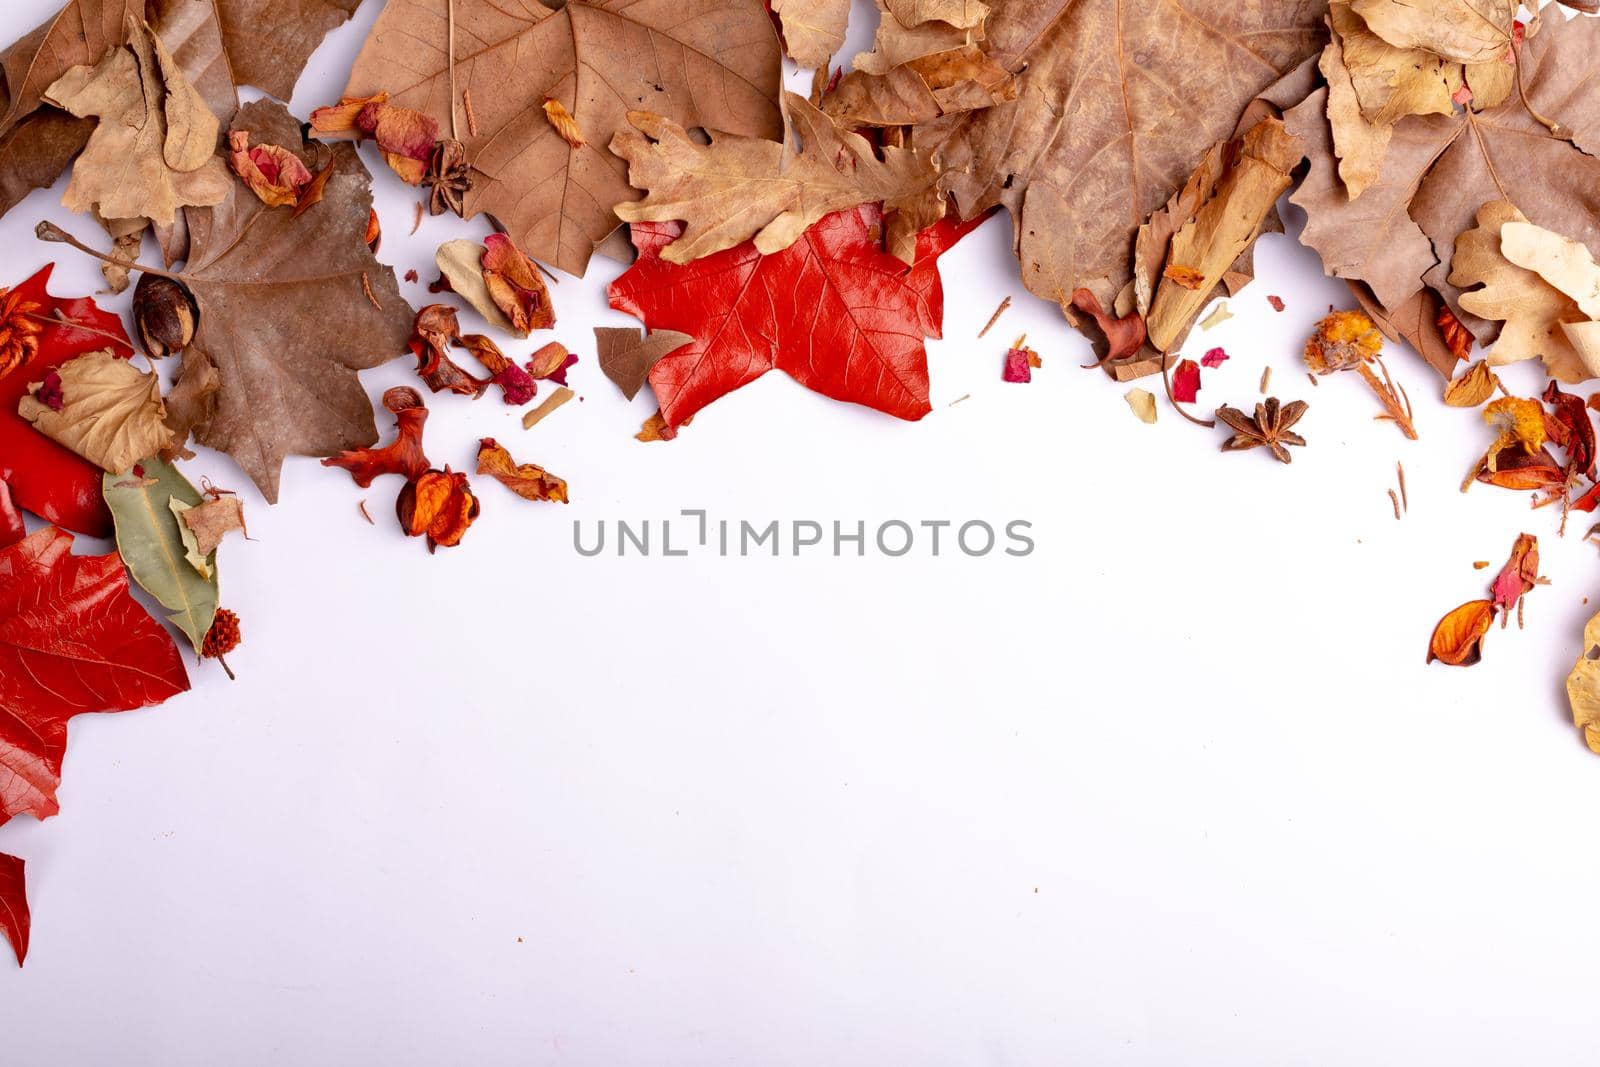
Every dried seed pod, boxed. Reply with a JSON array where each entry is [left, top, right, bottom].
[[133, 273, 198, 359]]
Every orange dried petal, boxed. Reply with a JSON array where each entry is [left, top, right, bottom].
[[1427, 599, 1496, 666]]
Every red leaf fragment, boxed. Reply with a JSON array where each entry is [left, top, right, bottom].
[[0, 482, 22, 550], [0, 527, 189, 828], [1544, 381, 1596, 481], [1172, 359, 1203, 403], [1070, 288, 1146, 368], [1003, 346, 1033, 383], [1490, 533, 1539, 619], [1200, 346, 1230, 368], [1267, 295, 1286, 312], [0, 852, 26, 967], [610, 204, 984, 428]]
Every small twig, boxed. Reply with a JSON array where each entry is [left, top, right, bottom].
[[1397, 461, 1408, 513], [447, 0, 460, 142], [977, 296, 1011, 339], [410, 202, 424, 235], [1307, 372, 1319, 388], [361, 271, 382, 310], [23, 309, 129, 347], [1511, 33, 1563, 137], [36, 221, 189, 282], [1259, 366, 1271, 394], [949, 393, 971, 407], [1388, 488, 1402, 521], [358, 499, 375, 525], [214, 653, 236, 682], [1356, 358, 1418, 440], [463, 88, 479, 138]]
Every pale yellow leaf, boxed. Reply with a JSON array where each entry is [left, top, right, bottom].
[[18, 349, 172, 473]]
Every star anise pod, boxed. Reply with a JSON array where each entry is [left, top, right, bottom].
[[423, 139, 471, 217], [1215, 397, 1308, 464]]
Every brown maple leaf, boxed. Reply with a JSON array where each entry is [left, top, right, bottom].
[[340, 0, 784, 277], [921, 0, 1325, 316]]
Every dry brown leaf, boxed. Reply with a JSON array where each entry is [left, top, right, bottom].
[[921, 0, 1324, 317], [151, 100, 413, 501], [1349, 0, 1515, 64], [44, 17, 229, 226], [771, 0, 851, 67], [1450, 201, 1596, 382], [1329, 0, 1462, 125], [822, 43, 1013, 128], [613, 91, 939, 266], [595, 326, 694, 402], [1500, 220, 1600, 321], [1442, 360, 1499, 407], [341, 0, 783, 278], [1288, 13, 1600, 326], [0, 0, 143, 131], [1321, 24, 1392, 200], [1146, 119, 1302, 352], [1567, 610, 1600, 755], [178, 494, 245, 556], [18, 349, 171, 473]]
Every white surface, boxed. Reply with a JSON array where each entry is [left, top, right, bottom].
[[4, 2, 1600, 1063]]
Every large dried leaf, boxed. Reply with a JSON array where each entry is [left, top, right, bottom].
[[342, 0, 783, 278], [822, 43, 1014, 128], [923, 0, 1325, 314], [1289, 12, 1600, 324], [1450, 201, 1597, 382], [1349, 0, 1515, 64], [1321, 21, 1391, 200], [0, 107, 93, 225], [0, 0, 142, 131], [1567, 609, 1600, 755], [18, 349, 171, 473], [1501, 218, 1600, 320], [772, 0, 851, 67], [43, 17, 230, 226], [613, 91, 940, 265], [0, 525, 188, 829], [102, 457, 218, 651], [160, 100, 414, 502]]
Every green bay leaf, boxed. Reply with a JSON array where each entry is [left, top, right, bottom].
[[103, 459, 219, 652]]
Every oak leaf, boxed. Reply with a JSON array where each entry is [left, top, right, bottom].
[[922, 0, 1324, 316], [0, 525, 189, 828], [340, 0, 784, 277], [1329, 0, 1462, 126], [43, 16, 230, 226], [145, 101, 414, 502], [0, 265, 135, 536], [613, 92, 940, 265], [609, 204, 980, 428], [18, 349, 171, 473]]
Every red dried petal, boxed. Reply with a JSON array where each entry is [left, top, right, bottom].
[[1172, 359, 1202, 403]]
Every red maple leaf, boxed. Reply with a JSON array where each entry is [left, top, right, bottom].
[[0, 265, 135, 538], [1, 527, 189, 830], [609, 205, 985, 428], [0, 852, 26, 966]]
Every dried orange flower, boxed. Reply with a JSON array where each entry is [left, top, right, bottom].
[[1484, 397, 1547, 460], [398, 467, 479, 551], [1304, 309, 1416, 439], [0, 285, 44, 378]]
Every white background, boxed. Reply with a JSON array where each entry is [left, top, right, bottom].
[[4, 2, 1600, 1063]]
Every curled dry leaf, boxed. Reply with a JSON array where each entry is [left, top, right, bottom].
[[321, 386, 431, 488], [476, 438, 569, 504], [1069, 288, 1146, 370], [178, 494, 246, 558], [409, 305, 489, 399], [612, 93, 941, 266], [541, 97, 586, 149], [434, 239, 514, 333], [18, 349, 171, 474], [397, 468, 478, 552], [1427, 599, 1495, 666], [1544, 380, 1597, 482], [821, 43, 1014, 129]]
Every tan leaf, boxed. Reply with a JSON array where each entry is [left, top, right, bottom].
[[167, 498, 213, 579], [1566, 610, 1600, 755], [851, 0, 983, 76], [44, 17, 229, 226], [1320, 25, 1392, 201], [771, 0, 851, 67], [1499, 220, 1600, 321], [1349, 0, 1515, 64], [341, 0, 783, 278], [595, 326, 694, 402], [435, 239, 514, 333], [18, 349, 172, 473], [1330, 1, 1462, 124], [884, 0, 988, 29], [1449, 201, 1595, 382], [0, 0, 143, 131], [1463, 57, 1514, 111], [613, 92, 940, 266], [522, 386, 576, 431], [822, 44, 1014, 128], [925, 0, 1324, 317], [1442, 360, 1499, 407], [1288, 13, 1600, 324], [178, 494, 246, 556]]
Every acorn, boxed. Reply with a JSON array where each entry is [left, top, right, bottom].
[[132, 273, 198, 358]]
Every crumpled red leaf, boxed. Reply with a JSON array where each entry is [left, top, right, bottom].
[[609, 204, 984, 428], [1200, 347, 1230, 369], [1543, 381, 1596, 483], [228, 129, 315, 208], [310, 92, 438, 184], [397, 468, 478, 551], [0, 265, 135, 537], [0, 851, 25, 967], [1172, 359, 1203, 404], [0, 526, 189, 828], [476, 438, 569, 503], [1070, 288, 1146, 368]]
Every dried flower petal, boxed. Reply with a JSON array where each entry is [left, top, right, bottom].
[[1427, 600, 1496, 666], [321, 386, 431, 486], [481, 233, 556, 334], [1200, 346, 1229, 368], [1069, 288, 1146, 367], [1304, 310, 1382, 375], [1442, 360, 1498, 407], [1171, 359, 1202, 403], [476, 437, 569, 503], [542, 97, 586, 149], [526, 341, 576, 384], [228, 130, 314, 208], [409, 305, 489, 398], [1490, 533, 1540, 619], [0, 285, 44, 378], [397, 467, 478, 550]]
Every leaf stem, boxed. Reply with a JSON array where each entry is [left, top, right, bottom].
[[21, 309, 130, 348], [35, 221, 189, 283], [447, 0, 459, 142], [1161, 350, 1215, 429]]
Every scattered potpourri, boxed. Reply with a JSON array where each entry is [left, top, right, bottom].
[[2, 0, 1600, 969]]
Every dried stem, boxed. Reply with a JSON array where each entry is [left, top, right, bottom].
[[1511, 35, 1563, 137], [36, 221, 188, 283], [22, 309, 130, 347], [978, 296, 1011, 339], [214, 653, 236, 682], [1356, 359, 1418, 440], [447, 0, 460, 142]]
